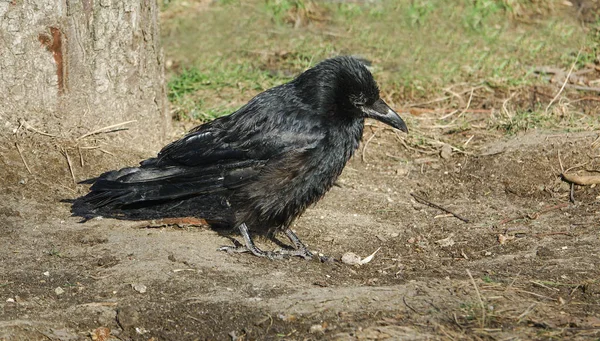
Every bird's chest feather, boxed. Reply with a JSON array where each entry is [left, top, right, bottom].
[[234, 120, 363, 229], [278, 120, 364, 212], [304, 122, 363, 190]]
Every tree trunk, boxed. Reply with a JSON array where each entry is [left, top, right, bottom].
[[0, 0, 169, 148]]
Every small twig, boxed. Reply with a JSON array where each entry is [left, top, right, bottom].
[[516, 303, 537, 324], [76, 120, 137, 140], [530, 280, 561, 292], [545, 49, 581, 114], [410, 108, 491, 116], [457, 88, 474, 118], [406, 86, 485, 108], [569, 285, 581, 297], [498, 203, 569, 225], [15, 143, 32, 174], [591, 135, 600, 148], [572, 96, 600, 103], [502, 92, 517, 118], [504, 271, 521, 293], [403, 296, 424, 315], [557, 150, 565, 173], [78, 146, 84, 167], [14, 120, 25, 135], [565, 84, 600, 93], [452, 313, 463, 330], [438, 109, 459, 120], [467, 269, 486, 328], [77, 302, 118, 307], [532, 231, 573, 238], [445, 88, 466, 107], [394, 132, 427, 154], [512, 288, 557, 301], [463, 135, 475, 147], [564, 161, 590, 174], [361, 129, 378, 163], [570, 182, 576, 204], [60, 147, 76, 184], [99, 149, 115, 156], [410, 193, 470, 223], [21, 120, 59, 138]]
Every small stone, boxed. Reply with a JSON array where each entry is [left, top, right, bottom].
[[309, 324, 324, 333], [43, 271, 50, 277], [440, 144, 452, 159], [117, 307, 140, 332], [341, 252, 362, 265], [277, 313, 296, 322], [6, 298, 15, 303], [396, 167, 408, 176], [55, 287, 65, 295], [135, 327, 148, 335], [132, 283, 147, 294]]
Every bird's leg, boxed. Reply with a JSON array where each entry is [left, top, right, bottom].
[[282, 228, 337, 262], [277, 228, 314, 259], [218, 223, 285, 260]]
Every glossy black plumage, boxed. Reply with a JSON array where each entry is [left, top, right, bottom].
[[73, 56, 407, 259]]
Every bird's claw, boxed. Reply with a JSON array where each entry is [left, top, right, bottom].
[[277, 248, 314, 260], [218, 245, 249, 254], [218, 245, 287, 260]]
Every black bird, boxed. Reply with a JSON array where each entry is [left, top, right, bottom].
[[73, 56, 408, 259]]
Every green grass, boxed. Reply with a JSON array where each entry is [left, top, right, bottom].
[[161, 0, 590, 128], [491, 104, 600, 136], [167, 61, 290, 120]]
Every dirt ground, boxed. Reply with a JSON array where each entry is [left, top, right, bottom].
[[1, 103, 599, 341]]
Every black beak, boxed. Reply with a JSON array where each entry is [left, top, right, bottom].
[[361, 99, 408, 133]]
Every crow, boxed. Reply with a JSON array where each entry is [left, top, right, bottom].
[[73, 56, 408, 260]]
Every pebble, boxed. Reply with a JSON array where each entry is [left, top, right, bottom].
[[132, 283, 147, 294], [309, 324, 324, 333], [341, 252, 362, 265]]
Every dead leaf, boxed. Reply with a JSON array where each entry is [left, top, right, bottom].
[[435, 234, 455, 247], [90, 327, 111, 341], [498, 234, 515, 245], [341, 248, 381, 265]]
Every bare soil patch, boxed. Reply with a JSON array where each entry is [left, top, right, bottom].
[[1, 121, 599, 340]]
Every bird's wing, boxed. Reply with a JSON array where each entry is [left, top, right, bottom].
[[142, 94, 323, 178], [84, 92, 325, 208], [150, 95, 325, 172]]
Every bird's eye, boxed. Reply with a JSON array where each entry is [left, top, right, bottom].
[[351, 94, 367, 107]]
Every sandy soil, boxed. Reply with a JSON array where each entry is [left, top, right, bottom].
[[1, 119, 599, 340]]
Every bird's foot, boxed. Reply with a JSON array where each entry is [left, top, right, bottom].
[[277, 247, 337, 263], [281, 228, 334, 261], [277, 247, 313, 260], [218, 245, 287, 260]]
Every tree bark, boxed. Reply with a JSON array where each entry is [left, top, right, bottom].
[[0, 0, 169, 148]]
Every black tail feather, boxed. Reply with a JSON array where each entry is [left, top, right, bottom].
[[70, 164, 233, 223]]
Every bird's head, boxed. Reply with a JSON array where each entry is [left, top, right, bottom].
[[295, 56, 408, 133]]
